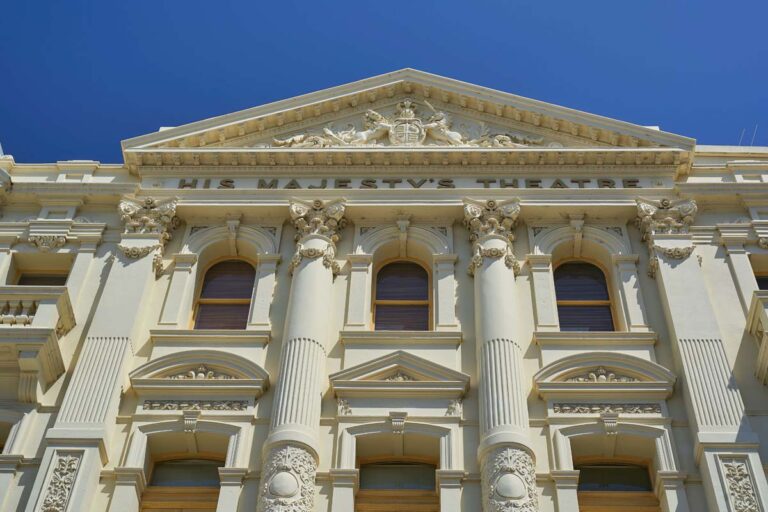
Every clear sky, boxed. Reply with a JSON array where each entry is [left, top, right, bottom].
[[1, 0, 766, 163]]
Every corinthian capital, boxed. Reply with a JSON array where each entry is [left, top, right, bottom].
[[463, 199, 520, 243], [289, 199, 347, 243], [119, 196, 180, 244], [635, 197, 697, 241]]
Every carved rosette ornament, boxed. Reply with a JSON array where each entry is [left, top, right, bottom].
[[464, 199, 522, 277], [721, 458, 760, 512], [40, 453, 81, 512], [482, 447, 537, 512], [288, 199, 346, 276], [257, 444, 317, 512]]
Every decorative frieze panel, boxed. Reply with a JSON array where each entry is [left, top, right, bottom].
[[482, 447, 537, 512], [257, 444, 317, 512], [553, 403, 662, 414], [720, 457, 761, 512], [142, 399, 248, 411], [40, 452, 82, 512]]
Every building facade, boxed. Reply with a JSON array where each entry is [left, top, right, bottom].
[[1, 69, 767, 512]]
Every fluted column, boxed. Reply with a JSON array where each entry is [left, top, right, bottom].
[[637, 198, 768, 512], [25, 196, 180, 512], [257, 199, 346, 512], [464, 199, 538, 512]]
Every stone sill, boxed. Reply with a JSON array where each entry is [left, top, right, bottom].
[[340, 330, 462, 347], [534, 331, 657, 347], [149, 328, 270, 347]]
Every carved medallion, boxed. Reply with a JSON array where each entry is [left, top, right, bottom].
[[482, 447, 537, 512], [257, 445, 317, 512]]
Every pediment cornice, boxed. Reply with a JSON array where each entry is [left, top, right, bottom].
[[122, 69, 695, 173]]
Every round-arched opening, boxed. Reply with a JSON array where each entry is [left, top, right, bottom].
[[554, 261, 614, 331], [194, 259, 255, 330], [373, 261, 430, 331]]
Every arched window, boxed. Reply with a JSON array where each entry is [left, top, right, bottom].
[[142, 459, 223, 512], [554, 262, 614, 331], [373, 262, 429, 331], [194, 260, 255, 330]]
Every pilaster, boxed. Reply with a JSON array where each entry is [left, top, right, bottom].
[[464, 199, 538, 512], [637, 197, 768, 512], [257, 199, 346, 512], [26, 196, 179, 512], [718, 224, 757, 315]]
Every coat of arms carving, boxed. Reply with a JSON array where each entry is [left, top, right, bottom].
[[272, 98, 543, 148]]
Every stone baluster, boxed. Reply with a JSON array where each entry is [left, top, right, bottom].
[[257, 199, 346, 512], [637, 198, 768, 512], [464, 199, 538, 512], [25, 197, 179, 512]]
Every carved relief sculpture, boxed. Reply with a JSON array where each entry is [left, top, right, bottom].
[[143, 400, 247, 411], [565, 366, 639, 383], [721, 457, 760, 512], [40, 453, 82, 512], [635, 197, 698, 241], [168, 365, 234, 380], [28, 234, 67, 252], [482, 447, 538, 512], [273, 99, 543, 148], [257, 445, 317, 512], [119, 196, 180, 243], [553, 403, 662, 414]]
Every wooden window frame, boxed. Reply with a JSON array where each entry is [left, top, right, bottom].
[[191, 257, 256, 330], [574, 457, 660, 511], [371, 258, 433, 331], [554, 258, 617, 332]]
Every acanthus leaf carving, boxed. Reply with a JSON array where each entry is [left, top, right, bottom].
[[564, 366, 639, 383], [168, 365, 234, 380], [40, 452, 82, 512], [289, 199, 346, 277], [482, 447, 537, 512], [272, 99, 543, 148], [464, 199, 521, 278], [119, 196, 180, 244], [257, 444, 317, 512], [383, 371, 415, 382], [118, 244, 161, 259], [635, 197, 697, 241], [28, 235, 67, 252], [288, 243, 340, 276], [721, 457, 760, 512], [652, 244, 694, 260]]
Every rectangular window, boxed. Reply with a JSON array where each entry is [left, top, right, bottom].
[[17, 274, 68, 286], [756, 275, 768, 291]]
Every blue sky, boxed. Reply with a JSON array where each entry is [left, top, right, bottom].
[[1, 0, 766, 163]]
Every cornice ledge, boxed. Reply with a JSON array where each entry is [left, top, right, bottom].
[[340, 329, 462, 346], [149, 328, 270, 346], [533, 331, 657, 346]]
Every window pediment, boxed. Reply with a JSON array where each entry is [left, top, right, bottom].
[[330, 350, 469, 398], [534, 352, 675, 401], [129, 350, 269, 398]]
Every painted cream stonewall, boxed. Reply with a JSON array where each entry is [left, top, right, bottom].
[[0, 69, 767, 512]]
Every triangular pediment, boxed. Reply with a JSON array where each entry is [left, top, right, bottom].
[[122, 68, 694, 162], [330, 350, 469, 398]]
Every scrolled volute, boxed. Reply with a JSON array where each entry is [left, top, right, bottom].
[[289, 198, 347, 243], [635, 197, 697, 241], [119, 196, 180, 244], [464, 199, 521, 243]]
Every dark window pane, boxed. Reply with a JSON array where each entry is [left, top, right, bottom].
[[558, 305, 614, 331], [150, 459, 223, 487], [360, 463, 436, 490], [577, 464, 652, 492], [18, 274, 68, 286], [757, 276, 768, 291], [376, 262, 428, 301], [554, 262, 609, 301], [200, 260, 255, 299], [375, 305, 429, 331], [195, 303, 250, 330]]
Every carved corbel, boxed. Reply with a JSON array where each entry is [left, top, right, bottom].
[[636, 198, 698, 278], [119, 196, 180, 245]]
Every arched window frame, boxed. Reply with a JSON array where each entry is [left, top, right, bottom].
[[344, 221, 458, 332], [553, 258, 617, 332], [372, 258, 432, 331], [157, 223, 281, 331], [192, 257, 257, 330], [527, 223, 650, 333]]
